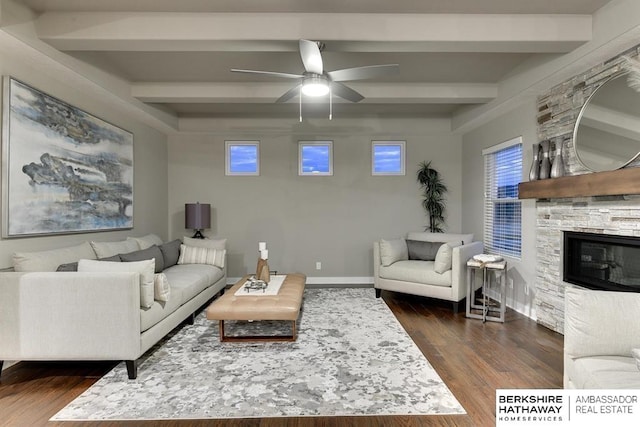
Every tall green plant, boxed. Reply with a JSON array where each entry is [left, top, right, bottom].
[[416, 161, 447, 232]]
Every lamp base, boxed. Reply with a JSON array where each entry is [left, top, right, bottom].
[[192, 230, 205, 239]]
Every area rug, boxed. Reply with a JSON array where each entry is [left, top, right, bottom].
[[51, 288, 465, 420]]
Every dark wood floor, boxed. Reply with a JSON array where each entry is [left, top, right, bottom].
[[0, 290, 563, 427]]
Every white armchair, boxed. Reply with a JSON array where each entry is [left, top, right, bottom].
[[373, 232, 483, 311]]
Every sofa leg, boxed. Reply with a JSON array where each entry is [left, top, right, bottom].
[[375, 288, 381, 298], [0, 360, 4, 379], [126, 360, 138, 380], [452, 301, 460, 313], [186, 313, 195, 325]]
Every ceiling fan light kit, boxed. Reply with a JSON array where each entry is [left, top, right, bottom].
[[301, 75, 329, 97], [231, 39, 399, 120]]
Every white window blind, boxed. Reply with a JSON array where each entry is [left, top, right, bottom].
[[483, 139, 522, 259]]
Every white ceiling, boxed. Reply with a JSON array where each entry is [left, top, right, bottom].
[[13, 0, 616, 119]]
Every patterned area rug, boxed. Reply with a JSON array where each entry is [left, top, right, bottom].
[[51, 288, 465, 420]]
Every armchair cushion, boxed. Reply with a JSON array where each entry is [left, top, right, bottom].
[[407, 232, 474, 245], [434, 241, 463, 274], [406, 240, 443, 261], [379, 238, 408, 267], [379, 260, 452, 287]]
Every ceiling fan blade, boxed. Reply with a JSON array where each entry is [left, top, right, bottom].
[[299, 39, 323, 75], [276, 84, 302, 103], [327, 64, 399, 82], [331, 82, 364, 103], [231, 69, 304, 79]]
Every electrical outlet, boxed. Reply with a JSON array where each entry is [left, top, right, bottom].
[[316, 262, 322, 270]]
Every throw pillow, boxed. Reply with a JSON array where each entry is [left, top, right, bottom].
[[56, 262, 78, 272], [13, 241, 96, 272], [99, 254, 122, 262], [379, 238, 408, 267], [154, 273, 171, 302], [632, 348, 640, 371], [91, 239, 139, 259], [178, 244, 226, 269], [77, 258, 155, 308], [406, 240, 444, 261], [120, 245, 165, 273], [182, 236, 227, 250], [127, 234, 163, 250], [434, 241, 463, 274], [160, 239, 181, 269]]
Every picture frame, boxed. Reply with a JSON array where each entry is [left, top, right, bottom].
[[1, 77, 134, 237]]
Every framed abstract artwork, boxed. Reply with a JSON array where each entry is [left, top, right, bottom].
[[1, 77, 134, 237]]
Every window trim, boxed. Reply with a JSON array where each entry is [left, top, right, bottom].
[[483, 136, 523, 260], [225, 140, 260, 176], [371, 140, 406, 176], [298, 141, 333, 176]]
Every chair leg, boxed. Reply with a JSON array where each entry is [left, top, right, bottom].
[[375, 288, 381, 298], [126, 360, 138, 379]]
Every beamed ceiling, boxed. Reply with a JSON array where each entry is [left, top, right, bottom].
[[4, 0, 617, 123]]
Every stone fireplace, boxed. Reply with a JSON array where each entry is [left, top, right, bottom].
[[533, 43, 640, 334]]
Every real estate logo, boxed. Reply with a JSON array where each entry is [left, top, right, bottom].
[[496, 389, 640, 426]]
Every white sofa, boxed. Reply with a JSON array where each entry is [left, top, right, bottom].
[[564, 286, 640, 389], [0, 235, 227, 379], [373, 232, 483, 311]]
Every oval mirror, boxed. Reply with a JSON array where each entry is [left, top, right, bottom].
[[573, 73, 640, 172]]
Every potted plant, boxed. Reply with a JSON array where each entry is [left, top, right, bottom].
[[416, 161, 447, 232]]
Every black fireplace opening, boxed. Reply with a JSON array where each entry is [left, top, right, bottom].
[[564, 231, 640, 292]]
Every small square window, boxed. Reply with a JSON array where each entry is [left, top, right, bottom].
[[299, 141, 333, 176], [225, 141, 259, 176], [372, 141, 405, 175]]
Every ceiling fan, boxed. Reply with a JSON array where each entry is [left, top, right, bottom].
[[231, 39, 399, 119]]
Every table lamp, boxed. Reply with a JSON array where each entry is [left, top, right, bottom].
[[185, 202, 211, 239]]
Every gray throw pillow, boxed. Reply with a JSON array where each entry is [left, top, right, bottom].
[[99, 254, 122, 262], [406, 240, 444, 261], [160, 239, 181, 269], [56, 262, 78, 272], [120, 245, 164, 273]]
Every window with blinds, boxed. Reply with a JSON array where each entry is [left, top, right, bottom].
[[483, 138, 522, 258]]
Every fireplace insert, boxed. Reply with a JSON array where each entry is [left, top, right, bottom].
[[564, 231, 640, 292]]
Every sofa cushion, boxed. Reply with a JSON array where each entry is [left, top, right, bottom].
[[178, 245, 225, 269], [160, 239, 182, 269], [140, 292, 183, 333], [120, 245, 165, 273], [569, 356, 640, 389], [183, 236, 227, 250], [434, 241, 463, 274], [91, 239, 139, 259], [163, 264, 224, 301], [379, 238, 408, 267], [127, 234, 163, 250], [154, 272, 171, 302], [78, 258, 155, 308], [406, 232, 473, 245], [379, 260, 452, 287], [565, 287, 640, 359], [406, 240, 443, 261], [13, 242, 96, 272]]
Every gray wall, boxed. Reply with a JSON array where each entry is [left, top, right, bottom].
[[0, 39, 169, 269], [461, 100, 538, 318], [168, 117, 463, 280]]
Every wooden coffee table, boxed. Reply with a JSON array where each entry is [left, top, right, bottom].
[[205, 273, 306, 342]]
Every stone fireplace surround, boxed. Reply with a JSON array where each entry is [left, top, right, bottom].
[[534, 43, 640, 334]]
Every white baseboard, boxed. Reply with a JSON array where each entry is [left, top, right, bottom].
[[227, 276, 374, 286]]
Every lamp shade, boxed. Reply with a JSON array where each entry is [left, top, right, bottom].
[[185, 203, 211, 230]]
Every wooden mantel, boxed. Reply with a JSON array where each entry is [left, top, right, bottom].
[[518, 167, 640, 199]]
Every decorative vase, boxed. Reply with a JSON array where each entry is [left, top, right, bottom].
[[539, 140, 551, 179], [550, 138, 565, 178], [529, 143, 540, 181]]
